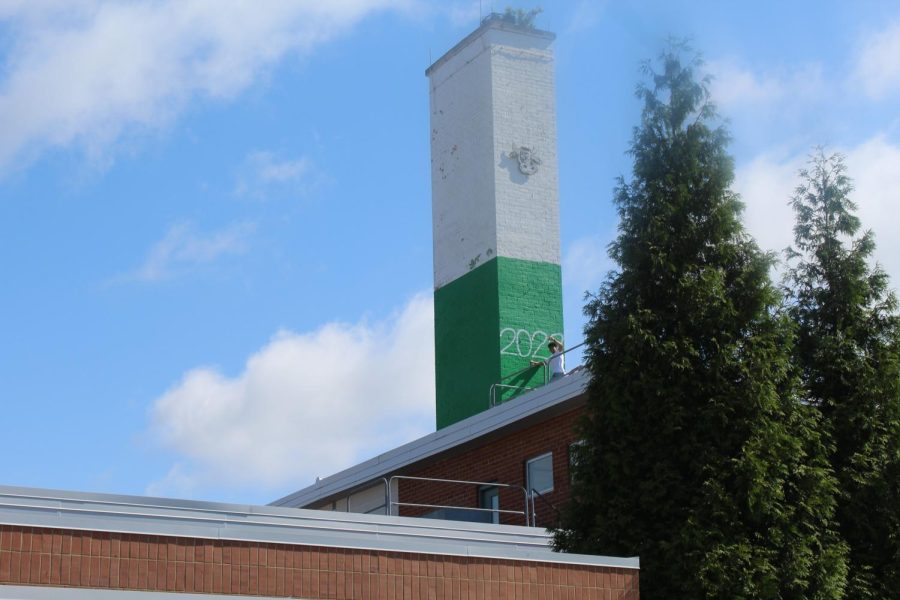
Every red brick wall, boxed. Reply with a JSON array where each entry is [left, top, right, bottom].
[[0, 525, 637, 599], [399, 404, 584, 528]]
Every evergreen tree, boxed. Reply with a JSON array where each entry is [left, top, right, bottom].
[[786, 150, 900, 598], [554, 48, 847, 599]]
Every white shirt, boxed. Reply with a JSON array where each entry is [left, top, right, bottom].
[[549, 351, 565, 377]]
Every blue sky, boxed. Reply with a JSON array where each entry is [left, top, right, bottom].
[[1, 0, 898, 506]]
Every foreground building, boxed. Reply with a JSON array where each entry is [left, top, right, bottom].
[[0, 485, 638, 598]]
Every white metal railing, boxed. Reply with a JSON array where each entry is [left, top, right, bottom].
[[489, 341, 586, 407], [387, 475, 533, 526]]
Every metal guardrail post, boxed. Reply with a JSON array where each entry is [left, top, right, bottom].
[[530, 491, 536, 527], [524, 488, 532, 526], [528, 487, 561, 529]]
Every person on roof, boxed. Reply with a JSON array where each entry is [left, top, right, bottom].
[[547, 337, 566, 381]]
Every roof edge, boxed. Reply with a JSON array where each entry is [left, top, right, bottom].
[[0, 484, 638, 570], [425, 16, 555, 77]]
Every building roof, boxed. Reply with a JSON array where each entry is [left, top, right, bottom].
[[270, 370, 589, 510], [424, 13, 555, 77], [0, 482, 635, 570]]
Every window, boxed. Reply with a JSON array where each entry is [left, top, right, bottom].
[[479, 485, 500, 524], [526, 452, 554, 494]]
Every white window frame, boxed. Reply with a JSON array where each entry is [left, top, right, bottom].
[[526, 452, 554, 495]]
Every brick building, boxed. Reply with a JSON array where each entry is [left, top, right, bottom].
[[0, 16, 641, 599], [272, 371, 588, 530], [0, 485, 638, 599]]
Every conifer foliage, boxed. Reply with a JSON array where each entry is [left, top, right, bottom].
[[786, 151, 900, 599], [554, 49, 847, 598]]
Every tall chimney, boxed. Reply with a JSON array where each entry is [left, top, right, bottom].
[[427, 16, 563, 429]]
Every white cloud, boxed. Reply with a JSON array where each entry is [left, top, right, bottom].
[[707, 59, 824, 111], [147, 293, 435, 495], [0, 0, 410, 173], [256, 155, 310, 184], [145, 464, 198, 499], [843, 136, 900, 284], [234, 150, 319, 199], [735, 136, 900, 288], [129, 220, 254, 282], [853, 17, 900, 100], [734, 150, 803, 259]]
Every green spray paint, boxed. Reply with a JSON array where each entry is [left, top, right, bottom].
[[434, 256, 563, 429]]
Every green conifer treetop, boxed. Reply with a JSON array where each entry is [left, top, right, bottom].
[[554, 47, 847, 599], [786, 150, 900, 599]]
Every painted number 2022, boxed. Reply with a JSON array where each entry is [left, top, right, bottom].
[[499, 328, 563, 360]]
